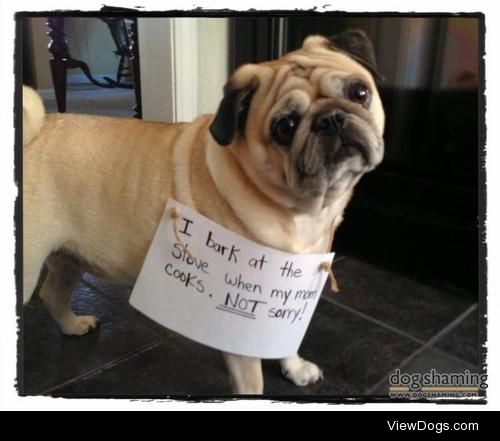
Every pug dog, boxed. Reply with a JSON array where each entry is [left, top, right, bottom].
[[22, 29, 384, 394]]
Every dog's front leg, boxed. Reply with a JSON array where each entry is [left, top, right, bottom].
[[223, 353, 263, 394], [280, 355, 323, 387]]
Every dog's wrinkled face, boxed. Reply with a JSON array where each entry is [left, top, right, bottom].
[[210, 30, 385, 201]]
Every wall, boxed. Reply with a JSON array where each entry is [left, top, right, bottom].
[[197, 18, 229, 115], [65, 18, 118, 78], [139, 18, 229, 122], [29, 17, 52, 90]]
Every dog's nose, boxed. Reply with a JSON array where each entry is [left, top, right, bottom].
[[313, 111, 346, 133]]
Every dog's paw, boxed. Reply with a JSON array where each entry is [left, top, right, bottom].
[[61, 315, 99, 336], [281, 357, 324, 387]]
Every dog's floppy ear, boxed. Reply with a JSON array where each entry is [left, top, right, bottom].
[[209, 81, 256, 146], [328, 29, 383, 82]]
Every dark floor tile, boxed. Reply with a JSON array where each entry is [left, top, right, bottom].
[[82, 273, 168, 336], [329, 257, 474, 342], [433, 308, 482, 366], [21, 283, 162, 396], [47, 299, 420, 397], [52, 338, 231, 397], [402, 348, 479, 373], [82, 273, 133, 306], [265, 299, 421, 396], [371, 347, 484, 399]]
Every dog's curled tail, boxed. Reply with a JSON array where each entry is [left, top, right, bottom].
[[23, 86, 45, 146]]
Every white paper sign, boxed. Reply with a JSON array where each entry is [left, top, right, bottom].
[[129, 199, 334, 359]]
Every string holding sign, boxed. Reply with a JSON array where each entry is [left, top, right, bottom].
[[320, 262, 339, 293], [170, 207, 198, 264]]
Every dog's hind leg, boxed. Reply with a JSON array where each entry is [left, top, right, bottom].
[[23, 236, 52, 305], [39, 253, 98, 336], [223, 353, 264, 394]]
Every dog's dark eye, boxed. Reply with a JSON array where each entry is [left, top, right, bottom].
[[272, 114, 300, 146], [347, 82, 370, 106]]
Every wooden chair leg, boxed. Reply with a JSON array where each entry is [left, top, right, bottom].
[[49, 58, 67, 113]]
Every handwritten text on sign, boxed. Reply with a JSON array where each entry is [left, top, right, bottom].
[[129, 199, 334, 359]]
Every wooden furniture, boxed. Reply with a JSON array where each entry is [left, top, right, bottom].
[[46, 17, 142, 117]]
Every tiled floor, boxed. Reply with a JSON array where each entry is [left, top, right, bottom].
[[21, 255, 483, 399], [21, 85, 484, 400]]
